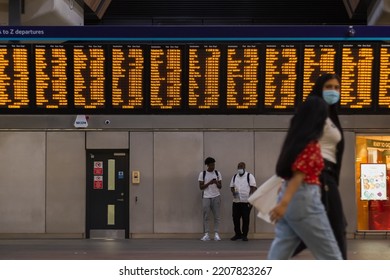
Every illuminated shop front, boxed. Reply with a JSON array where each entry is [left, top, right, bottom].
[[356, 136, 390, 231]]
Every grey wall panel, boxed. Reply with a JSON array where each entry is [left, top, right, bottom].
[[86, 131, 129, 149], [46, 132, 86, 234], [254, 131, 286, 233], [0, 132, 46, 233], [1, 115, 390, 131], [202, 116, 255, 129], [339, 131, 357, 233], [129, 132, 154, 234], [149, 116, 204, 129], [204, 132, 255, 234], [154, 132, 203, 233], [341, 115, 390, 129], [254, 115, 291, 129]]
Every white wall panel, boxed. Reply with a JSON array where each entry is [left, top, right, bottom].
[[254, 131, 286, 234], [129, 132, 154, 234], [0, 132, 45, 233], [154, 132, 203, 233], [46, 132, 86, 234], [86, 131, 129, 149]]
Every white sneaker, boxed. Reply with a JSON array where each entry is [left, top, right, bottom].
[[201, 233, 210, 241], [214, 233, 221, 241]]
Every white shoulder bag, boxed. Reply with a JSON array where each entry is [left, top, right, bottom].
[[248, 175, 283, 224]]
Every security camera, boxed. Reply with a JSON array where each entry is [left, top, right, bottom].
[[347, 26, 355, 37], [104, 120, 111, 125]]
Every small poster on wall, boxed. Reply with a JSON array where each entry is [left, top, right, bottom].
[[361, 163, 387, 200]]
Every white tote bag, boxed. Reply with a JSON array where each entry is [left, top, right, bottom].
[[248, 175, 283, 224]]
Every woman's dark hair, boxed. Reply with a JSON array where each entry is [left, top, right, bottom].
[[308, 73, 341, 100], [276, 96, 328, 179], [308, 73, 344, 182], [308, 73, 342, 137]]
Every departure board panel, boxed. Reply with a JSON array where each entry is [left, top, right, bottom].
[[227, 45, 259, 109], [0, 44, 29, 108], [188, 45, 221, 109], [340, 44, 374, 109], [73, 45, 106, 109], [34, 45, 68, 108], [302, 44, 338, 100], [378, 44, 390, 108], [111, 45, 144, 109], [1, 42, 390, 114], [150, 45, 182, 109], [264, 44, 298, 109]]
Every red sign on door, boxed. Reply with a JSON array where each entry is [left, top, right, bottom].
[[94, 175, 103, 189], [94, 161, 103, 175]]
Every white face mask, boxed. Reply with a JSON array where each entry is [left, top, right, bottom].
[[238, 169, 245, 175]]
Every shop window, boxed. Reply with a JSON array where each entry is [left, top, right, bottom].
[[356, 136, 390, 230]]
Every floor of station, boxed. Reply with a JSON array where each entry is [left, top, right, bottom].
[[0, 238, 389, 260]]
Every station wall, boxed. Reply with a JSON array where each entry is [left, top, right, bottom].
[[0, 114, 378, 238]]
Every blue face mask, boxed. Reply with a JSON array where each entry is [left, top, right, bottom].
[[322, 90, 340, 105]]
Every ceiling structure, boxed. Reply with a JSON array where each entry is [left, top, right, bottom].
[[0, 0, 382, 26], [84, 0, 369, 25]]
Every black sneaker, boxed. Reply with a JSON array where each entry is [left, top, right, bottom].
[[230, 235, 242, 241], [242, 237, 249, 241]]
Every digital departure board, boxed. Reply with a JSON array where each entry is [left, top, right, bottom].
[[111, 45, 144, 109], [378, 44, 390, 109], [0, 44, 29, 108], [264, 44, 298, 109], [0, 42, 390, 114], [35, 45, 68, 108], [340, 44, 374, 109], [73, 45, 106, 109], [302, 44, 337, 100], [150, 45, 182, 109], [188, 45, 221, 109], [227, 45, 258, 109]]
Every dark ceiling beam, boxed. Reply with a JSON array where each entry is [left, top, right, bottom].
[[84, 0, 112, 19], [9, 0, 22, 25], [343, 0, 369, 20]]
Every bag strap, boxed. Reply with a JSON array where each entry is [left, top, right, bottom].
[[233, 173, 250, 186], [203, 170, 220, 183]]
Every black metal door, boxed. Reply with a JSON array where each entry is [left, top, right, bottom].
[[86, 150, 129, 238]]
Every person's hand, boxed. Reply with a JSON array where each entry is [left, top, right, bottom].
[[269, 202, 288, 223]]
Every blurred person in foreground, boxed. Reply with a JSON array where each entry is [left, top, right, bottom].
[[267, 96, 342, 260], [294, 73, 347, 259]]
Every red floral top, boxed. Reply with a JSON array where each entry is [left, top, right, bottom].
[[292, 141, 324, 185]]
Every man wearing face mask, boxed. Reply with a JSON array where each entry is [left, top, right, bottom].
[[229, 162, 257, 241]]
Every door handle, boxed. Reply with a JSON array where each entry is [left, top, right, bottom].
[[117, 198, 124, 202]]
